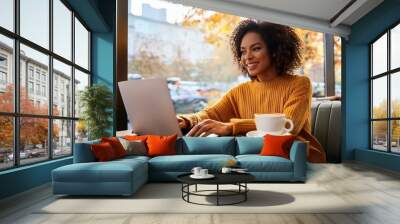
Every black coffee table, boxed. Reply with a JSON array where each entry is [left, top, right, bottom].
[[177, 173, 255, 206]]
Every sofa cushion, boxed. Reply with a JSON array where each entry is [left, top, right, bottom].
[[259, 134, 296, 159], [148, 154, 235, 172], [52, 159, 147, 183], [119, 139, 147, 156], [115, 155, 150, 163], [74, 140, 100, 163], [124, 135, 148, 141], [101, 137, 127, 158], [91, 142, 118, 161], [311, 101, 341, 162], [178, 137, 235, 155], [236, 155, 293, 172], [52, 157, 148, 195], [235, 137, 263, 155], [146, 134, 177, 157]]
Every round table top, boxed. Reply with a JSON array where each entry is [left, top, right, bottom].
[[177, 172, 255, 185]]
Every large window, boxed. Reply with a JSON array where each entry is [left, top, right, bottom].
[[370, 23, 400, 153], [0, 0, 91, 171], [127, 0, 341, 117]]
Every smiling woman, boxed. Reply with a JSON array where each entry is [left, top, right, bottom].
[[232, 20, 302, 80], [178, 20, 326, 163]]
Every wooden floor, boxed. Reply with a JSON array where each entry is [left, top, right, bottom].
[[1, 162, 400, 224]]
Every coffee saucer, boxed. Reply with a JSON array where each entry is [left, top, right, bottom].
[[246, 130, 291, 137], [190, 174, 215, 179]]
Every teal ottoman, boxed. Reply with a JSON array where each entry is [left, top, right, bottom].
[[52, 156, 148, 196]]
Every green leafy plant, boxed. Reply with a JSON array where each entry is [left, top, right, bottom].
[[79, 84, 113, 140]]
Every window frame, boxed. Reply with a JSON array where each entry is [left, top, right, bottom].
[[0, 71, 7, 85], [370, 20, 400, 154], [0, 0, 92, 171]]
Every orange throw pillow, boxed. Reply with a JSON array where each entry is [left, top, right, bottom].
[[91, 142, 118, 161], [146, 134, 177, 157], [259, 134, 296, 159], [101, 137, 127, 158], [124, 135, 148, 142]]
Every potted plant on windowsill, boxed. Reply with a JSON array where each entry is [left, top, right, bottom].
[[79, 84, 113, 140]]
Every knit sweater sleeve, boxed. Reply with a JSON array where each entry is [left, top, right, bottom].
[[283, 76, 312, 135], [177, 88, 237, 128], [229, 118, 256, 136]]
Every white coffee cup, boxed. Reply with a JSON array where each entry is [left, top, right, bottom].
[[254, 113, 294, 135], [191, 167, 202, 176], [199, 169, 208, 176], [221, 167, 232, 174]]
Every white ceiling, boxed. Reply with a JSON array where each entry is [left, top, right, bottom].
[[168, 0, 384, 37]]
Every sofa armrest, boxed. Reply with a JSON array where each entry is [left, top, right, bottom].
[[289, 140, 307, 181], [73, 140, 100, 163]]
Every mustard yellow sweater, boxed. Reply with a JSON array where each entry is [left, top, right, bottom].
[[180, 74, 326, 163]]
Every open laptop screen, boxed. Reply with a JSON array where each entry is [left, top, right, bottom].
[[118, 78, 183, 137]]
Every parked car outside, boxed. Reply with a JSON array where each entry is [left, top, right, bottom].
[[128, 73, 143, 80], [169, 86, 208, 113], [7, 150, 31, 161], [167, 77, 208, 113]]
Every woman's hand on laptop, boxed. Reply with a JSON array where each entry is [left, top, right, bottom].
[[186, 119, 233, 137]]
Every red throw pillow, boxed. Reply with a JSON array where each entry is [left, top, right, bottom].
[[91, 142, 118, 161], [146, 134, 177, 157], [259, 134, 296, 159], [101, 137, 127, 158]]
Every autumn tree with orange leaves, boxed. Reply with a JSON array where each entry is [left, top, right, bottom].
[[372, 99, 400, 142], [182, 9, 341, 82], [0, 85, 59, 151]]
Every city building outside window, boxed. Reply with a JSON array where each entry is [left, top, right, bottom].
[[28, 67, 34, 80], [36, 83, 40, 95], [28, 81, 34, 94], [35, 70, 40, 81], [370, 23, 400, 154], [0, 54, 7, 67], [0, 54, 7, 87], [42, 85, 46, 97], [0, 71, 6, 85], [41, 73, 46, 82], [0, 0, 91, 170]]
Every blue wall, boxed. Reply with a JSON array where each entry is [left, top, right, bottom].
[[344, 0, 400, 171], [92, 32, 115, 136], [0, 0, 116, 200], [0, 158, 72, 199]]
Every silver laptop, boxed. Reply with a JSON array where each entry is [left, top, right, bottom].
[[118, 78, 183, 137]]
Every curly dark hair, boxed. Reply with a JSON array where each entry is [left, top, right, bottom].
[[230, 19, 303, 77]]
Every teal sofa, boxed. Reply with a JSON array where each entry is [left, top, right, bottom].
[[52, 137, 306, 196]]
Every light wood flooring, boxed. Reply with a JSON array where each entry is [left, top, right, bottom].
[[1, 162, 400, 224]]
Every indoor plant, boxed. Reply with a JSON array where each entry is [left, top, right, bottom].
[[79, 84, 113, 140]]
